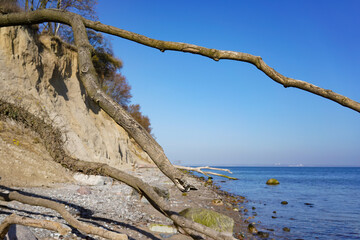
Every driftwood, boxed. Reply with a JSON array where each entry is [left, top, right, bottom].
[[0, 214, 70, 239], [0, 191, 128, 240], [175, 165, 238, 180]]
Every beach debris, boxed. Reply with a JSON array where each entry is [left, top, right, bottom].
[[179, 207, 234, 233], [148, 224, 178, 234], [281, 201, 288, 205], [247, 223, 258, 233], [266, 178, 280, 185], [174, 165, 238, 180], [212, 199, 224, 206], [283, 227, 291, 232]]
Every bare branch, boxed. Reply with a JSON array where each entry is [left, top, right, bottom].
[[0, 214, 70, 239], [81, 19, 360, 113]]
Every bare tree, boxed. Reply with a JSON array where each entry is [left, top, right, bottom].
[[0, 7, 359, 240]]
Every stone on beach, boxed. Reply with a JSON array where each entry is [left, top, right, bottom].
[[73, 173, 113, 186], [148, 223, 178, 234], [179, 207, 234, 234], [266, 178, 280, 185], [76, 186, 92, 195], [5, 225, 38, 240]]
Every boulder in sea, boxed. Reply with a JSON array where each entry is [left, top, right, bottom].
[[248, 223, 258, 233], [283, 227, 291, 232], [257, 231, 270, 238], [266, 178, 280, 185], [179, 207, 234, 233]]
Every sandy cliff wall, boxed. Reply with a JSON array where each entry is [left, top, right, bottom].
[[0, 26, 152, 171]]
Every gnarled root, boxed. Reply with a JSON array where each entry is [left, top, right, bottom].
[[0, 191, 128, 240]]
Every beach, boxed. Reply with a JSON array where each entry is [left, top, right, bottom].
[[0, 167, 259, 239]]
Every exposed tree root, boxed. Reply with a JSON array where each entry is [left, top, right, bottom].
[[175, 166, 238, 180], [0, 101, 235, 239], [0, 192, 128, 240], [0, 213, 70, 239]]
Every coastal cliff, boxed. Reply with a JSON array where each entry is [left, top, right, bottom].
[[0, 25, 152, 186]]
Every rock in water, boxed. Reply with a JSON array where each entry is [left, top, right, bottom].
[[266, 178, 280, 185], [5, 225, 38, 240], [283, 227, 291, 232], [179, 207, 234, 233], [247, 223, 258, 233]]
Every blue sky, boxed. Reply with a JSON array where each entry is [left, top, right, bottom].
[[97, 0, 360, 167]]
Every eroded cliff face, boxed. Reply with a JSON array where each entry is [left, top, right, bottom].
[[0, 26, 152, 173]]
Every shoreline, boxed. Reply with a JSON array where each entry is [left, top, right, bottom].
[[0, 167, 261, 239]]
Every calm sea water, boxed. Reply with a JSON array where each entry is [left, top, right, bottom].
[[209, 167, 360, 239]]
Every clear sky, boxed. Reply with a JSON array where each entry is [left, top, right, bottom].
[[96, 0, 360, 167]]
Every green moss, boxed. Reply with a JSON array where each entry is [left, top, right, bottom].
[[179, 207, 234, 233]]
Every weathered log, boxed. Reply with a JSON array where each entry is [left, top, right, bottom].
[[0, 192, 128, 240], [175, 165, 238, 180], [0, 214, 70, 239]]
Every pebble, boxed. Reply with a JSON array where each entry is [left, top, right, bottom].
[[76, 186, 91, 195]]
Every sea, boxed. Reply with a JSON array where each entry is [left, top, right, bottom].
[[205, 167, 360, 240]]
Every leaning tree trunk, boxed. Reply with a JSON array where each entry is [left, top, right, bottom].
[[0, 9, 193, 192], [1, 9, 359, 194]]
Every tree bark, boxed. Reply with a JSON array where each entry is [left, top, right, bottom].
[[81, 20, 360, 114]]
